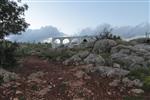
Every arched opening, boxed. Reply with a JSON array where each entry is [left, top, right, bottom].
[[83, 39, 88, 42], [63, 38, 70, 44], [71, 38, 79, 44], [54, 39, 61, 44]]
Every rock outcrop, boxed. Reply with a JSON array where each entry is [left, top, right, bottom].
[[93, 39, 117, 53], [84, 53, 105, 65], [95, 66, 129, 78], [111, 44, 149, 70], [63, 51, 105, 66], [0, 68, 19, 83]]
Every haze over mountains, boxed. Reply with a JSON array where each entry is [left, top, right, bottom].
[[79, 22, 150, 39], [7, 22, 150, 43], [7, 26, 64, 43]]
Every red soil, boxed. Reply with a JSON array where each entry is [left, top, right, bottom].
[[0, 56, 148, 100]]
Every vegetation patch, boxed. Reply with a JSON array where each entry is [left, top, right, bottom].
[[0, 75, 4, 85], [0, 40, 18, 69], [100, 52, 112, 66], [18, 95, 26, 100], [127, 67, 150, 92], [123, 96, 144, 100], [31, 84, 39, 91], [143, 76, 150, 92]]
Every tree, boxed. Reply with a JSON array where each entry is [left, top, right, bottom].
[[0, 0, 29, 68], [96, 26, 121, 40], [0, 0, 29, 39]]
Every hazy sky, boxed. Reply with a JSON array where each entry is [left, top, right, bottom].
[[21, 0, 149, 35]]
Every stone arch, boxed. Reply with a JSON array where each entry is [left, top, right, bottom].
[[62, 38, 70, 44], [54, 39, 61, 44], [71, 38, 79, 44], [83, 38, 88, 42]]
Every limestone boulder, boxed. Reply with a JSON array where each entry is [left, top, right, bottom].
[[63, 54, 82, 66], [84, 53, 105, 66], [130, 89, 144, 94], [94, 66, 129, 78], [0, 68, 19, 83], [77, 51, 89, 59], [122, 77, 143, 87], [93, 39, 117, 53], [111, 44, 147, 70]]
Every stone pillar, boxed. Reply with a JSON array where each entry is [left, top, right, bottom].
[[60, 39, 63, 46], [51, 38, 56, 48]]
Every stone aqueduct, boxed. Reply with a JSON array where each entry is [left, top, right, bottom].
[[51, 36, 96, 48]]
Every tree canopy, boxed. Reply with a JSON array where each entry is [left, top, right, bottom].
[[0, 0, 29, 39]]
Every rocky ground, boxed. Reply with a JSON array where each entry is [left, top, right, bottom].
[[1, 38, 150, 100], [0, 56, 149, 100]]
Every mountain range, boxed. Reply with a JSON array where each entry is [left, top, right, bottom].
[[7, 22, 149, 43]]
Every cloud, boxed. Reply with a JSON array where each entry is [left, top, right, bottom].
[[78, 22, 150, 39], [7, 26, 64, 43]]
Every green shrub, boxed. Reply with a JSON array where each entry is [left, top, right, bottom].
[[18, 95, 26, 100], [127, 68, 150, 81], [123, 96, 144, 100], [0, 75, 4, 85], [143, 76, 150, 92], [0, 40, 18, 68], [31, 85, 38, 91], [16, 43, 52, 57], [100, 52, 112, 66], [39, 48, 74, 60], [127, 67, 150, 92]]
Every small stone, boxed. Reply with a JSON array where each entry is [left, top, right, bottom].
[[109, 80, 120, 87], [130, 89, 144, 94], [73, 98, 84, 100], [133, 79, 143, 87], [48, 85, 52, 89], [58, 77, 63, 80], [120, 87, 125, 92], [2, 83, 11, 88], [13, 97, 19, 100], [15, 82, 21, 86], [74, 70, 85, 78], [38, 87, 50, 96], [43, 80, 47, 83], [113, 63, 120, 68], [16, 90, 23, 95], [122, 77, 134, 87], [84, 74, 91, 80], [107, 91, 111, 95]]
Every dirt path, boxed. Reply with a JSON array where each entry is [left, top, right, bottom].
[[0, 56, 131, 100]]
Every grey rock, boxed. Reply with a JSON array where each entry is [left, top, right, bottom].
[[28, 71, 45, 80], [130, 89, 144, 94], [95, 66, 129, 78], [132, 79, 143, 87], [63, 54, 82, 65], [81, 64, 95, 73], [122, 77, 134, 87], [77, 51, 89, 59], [111, 48, 145, 70], [109, 79, 120, 87], [122, 77, 143, 87], [93, 39, 117, 53], [134, 44, 150, 52], [113, 63, 120, 68], [111, 44, 148, 55], [84, 53, 105, 65], [0, 68, 19, 83], [111, 45, 131, 54]]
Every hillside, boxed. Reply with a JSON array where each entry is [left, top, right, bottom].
[[1, 38, 150, 100]]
